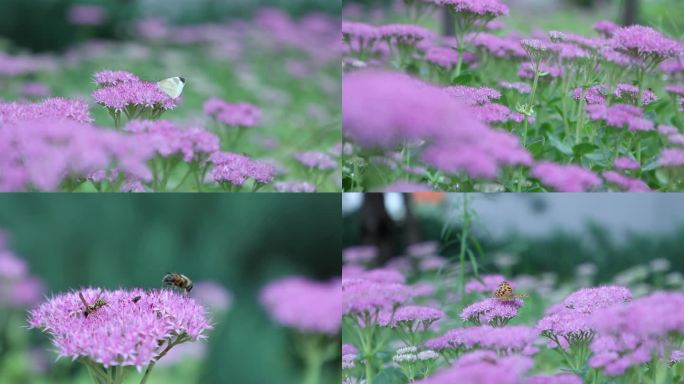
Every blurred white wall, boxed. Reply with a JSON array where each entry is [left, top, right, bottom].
[[342, 193, 684, 239]]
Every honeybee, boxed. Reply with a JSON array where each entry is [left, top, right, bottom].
[[132, 295, 142, 303], [493, 281, 528, 301], [79, 290, 107, 318], [162, 272, 193, 293]]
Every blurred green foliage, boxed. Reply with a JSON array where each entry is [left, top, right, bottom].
[[0, 0, 339, 52], [343, 207, 684, 284], [0, 194, 341, 384]]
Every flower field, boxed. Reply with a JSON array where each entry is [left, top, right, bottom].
[[342, 0, 684, 192], [0, 6, 340, 192], [342, 194, 684, 383]]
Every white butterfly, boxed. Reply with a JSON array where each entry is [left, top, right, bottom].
[[157, 76, 185, 99]]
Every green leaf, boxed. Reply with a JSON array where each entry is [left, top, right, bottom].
[[374, 367, 407, 384], [572, 142, 599, 157], [547, 133, 573, 155]]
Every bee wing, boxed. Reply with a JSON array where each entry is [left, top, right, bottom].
[[78, 292, 89, 307], [157, 78, 184, 99]]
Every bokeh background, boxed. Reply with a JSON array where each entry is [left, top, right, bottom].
[[343, 193, 684, 286], [343, 0, 684, 37], [0, 194, 341, 384]]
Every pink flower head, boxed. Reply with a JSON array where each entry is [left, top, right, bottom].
[[382, 181, 433, 192], [415, 350, 532, 384], [342, 277, 411, 318], [434, 0, 509, 17], [342, 70, 530, 179], [28, 288, 211, 370], [593, 20, 619, 38], [425, 325, 537, 354], [586, 103, 654, 132], [444, 85, 501, 105], [603, 171, 650, 192], [0, 118, 153, 191], [379, 24, 432, 48], [191, 281, 232, 313], [208, 152, 275, 187], [658, 148, 684, 167], [588, 292, 684, 375], [425, 47, 461, 69], [531, 162, 602, 192], [472, 33, 526, 59], [294, 151, 337, 171], [660, 58, 684, 75], [92, 80, 177, 112], [610, 25, 683, 61], [613, 156, 640, 170], [665, 84, 684, 97], [614, 83, 657, 105], [125, 120, 219, 163], [203, 98, 262, 127], [383, 305, 445, 330], [461, 298, 523, 325], [93, 70, 140, 87], [573, 85, 607, 105], [260, 277, 341, 335], [0, 251, 28, 279], [0, 98, 92, 124]]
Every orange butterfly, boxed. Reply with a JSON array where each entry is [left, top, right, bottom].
[[493, 281, 528, 301]]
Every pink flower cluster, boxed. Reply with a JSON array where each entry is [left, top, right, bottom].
[[531, 162, 602, 192], [588, 292, 684, 375], [610, 25, 683, 62], [294, 151, 337, 171], [460, 297, 523, 325], [343, 70, 531, 179], [0, 244, 44, 308], [0, 112, 152, 191], [415, 351, 532, 384], [203, 98, 262, 128], [260, 276, 341, 335], [342, 270, 411, 320], [537, 286, 632, 347], [28, 288, 211, 370], [92, 70, 177, 113], [429, 0, 509, 17], [614, 83, 657, 105], [585, 104, 654, 132], [208, 152, 276, 187], [379, 24, 433, 47], [425, 325, 537, 355], [125, 120, 219, 163]]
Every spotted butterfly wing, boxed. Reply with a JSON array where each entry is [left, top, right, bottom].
[[157, 76, 186, 99], [493, 281, 527, 301]]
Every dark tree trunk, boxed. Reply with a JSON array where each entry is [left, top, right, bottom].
[[403, 194, 421, 246], [622, 0, 638, 26], [360, 194, 395, 264], [443, 9, 455, 37]]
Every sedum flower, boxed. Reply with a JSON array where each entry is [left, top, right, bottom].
[[28, 288, 211, 381], [203, 98, 262, 128], [460, 298, 523, 326], [208, 152, 276, 191], [415, 350, 532, 384], [343, 245, 379, 265], [531, 162, 602, 192], [260, 277, 341, 335], [602, 171, 650, 192]]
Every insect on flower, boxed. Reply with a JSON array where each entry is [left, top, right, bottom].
[[131, 295, 142, 303], [493, 281, 528, 301], [163, 272, 193, 294], [78, 290, 107, 318]]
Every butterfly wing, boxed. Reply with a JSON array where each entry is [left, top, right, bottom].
[[157, 77, 185, 99]]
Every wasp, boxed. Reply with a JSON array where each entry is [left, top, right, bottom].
[[162, 272, 193, 294], [79, 290, 107, 318]]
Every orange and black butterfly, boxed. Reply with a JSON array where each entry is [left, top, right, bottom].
[[493, 281, 528, 301]]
